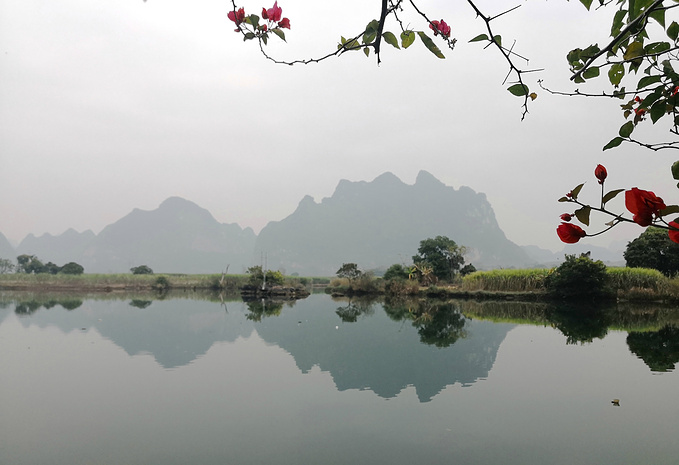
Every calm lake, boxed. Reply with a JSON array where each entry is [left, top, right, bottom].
[[1, 292, 678, 465]]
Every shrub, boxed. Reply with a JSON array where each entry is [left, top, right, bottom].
[[131, 265, 154, 275], [545, 253, 612, 300], [383, 264, 410, 281], [60, 262, 84, 275]]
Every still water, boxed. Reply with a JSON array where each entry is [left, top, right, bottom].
[[1, 293, 677, 465]]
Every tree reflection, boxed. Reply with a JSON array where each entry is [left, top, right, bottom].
[[627, 325, 679, 372], [546, 302, 614, 345], [335, 298, 376, 323], [382, 299, 468, 347], [129, 299, 153, 309], [245, 299, 284, 321]]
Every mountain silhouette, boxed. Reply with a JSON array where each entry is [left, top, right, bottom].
[[254, 170, 532, 275]]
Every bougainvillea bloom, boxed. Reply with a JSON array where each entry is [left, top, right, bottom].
[[228, 7, 246, 27], [429, 20, 451, 39], [278, 17, 290, 29], [557, 223, 586, 244], [669, 221, 679, 244], [672, 86, 679, 97], [560, 213, 573, 222], [594, 164, 607, 184], [263, 2, 282, 22], [625, 187, 667, 226]]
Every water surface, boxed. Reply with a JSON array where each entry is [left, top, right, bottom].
[[1, 294, 677, 465]]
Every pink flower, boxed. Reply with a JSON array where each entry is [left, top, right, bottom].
[[669, 221, 679, 244], [278, 17, 290, 29], [557, 223, 586, 244], [429, 19, 451, 39], [228, 7, 246, 27], [594, 164, 607, 185], [625, 187, 667, 226], [560, 213, 573, 222], [264, 1, 282, 22]]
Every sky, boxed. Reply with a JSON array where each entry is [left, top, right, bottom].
[[1, 0, 677, 252]]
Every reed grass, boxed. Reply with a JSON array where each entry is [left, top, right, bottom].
[[462, 269, 551, 292]]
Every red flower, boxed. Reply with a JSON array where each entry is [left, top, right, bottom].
[[634, 96, 642, 103], [278, 17, 290, 29], [228, 7, 246, 27], [429, 19, 451, 39], [634, 107, 646, 117], [557, 223, 586, 244], [669, 221, 679, 244], [594, 164, 607, 185], [672, 86, 679, 97], [560, 213, 573, 222], [264, 1, 282, 22], [625, 187, 667, 226]]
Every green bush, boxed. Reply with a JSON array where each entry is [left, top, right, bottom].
[[545, 254, 612, 300], [383, 264, 410, 281], [131, 265, 154, 275]]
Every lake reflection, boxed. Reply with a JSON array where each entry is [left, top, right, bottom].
[[1, 293, 678, 465]]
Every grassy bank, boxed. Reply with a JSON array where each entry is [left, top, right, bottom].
[[0, 273, 330, 293]]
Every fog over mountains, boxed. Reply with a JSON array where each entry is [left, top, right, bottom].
[[2, 171, 624, 275]]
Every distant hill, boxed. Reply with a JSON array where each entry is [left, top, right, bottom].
[[254, 171, 534, 276], [0, 232, 15, 261], [521, 244, 625, 267], [14, 197, 257, 274]]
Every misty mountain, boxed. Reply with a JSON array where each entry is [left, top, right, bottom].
[[13, 197, 256, 274], [17, 229, 96, 266], [0, 232, 14, 261], [254, 171, 534, 276]]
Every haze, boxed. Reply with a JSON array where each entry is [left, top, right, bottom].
[[1, 0, 675, 252]]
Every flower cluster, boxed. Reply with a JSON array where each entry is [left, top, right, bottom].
[[228, 2, 290, 36], [261, 1, 290, 29], [557, 164, 679, 245], [429, 19, 451, 39]]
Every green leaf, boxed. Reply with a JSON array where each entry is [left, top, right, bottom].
[[602, 189, 625, 205], [579, 0, 593, 10], [619, 121, 635, 138], [382, 31, 400, 49], [261, 33, 268, 45], [245, 14, 260, 28], [469, 34, 489, 43], [649, 8, 665, 28], [623, 41, 644, 61], [611, 10, 628, 36], [558, 196, 571, 203], [363, 20, 379, 44], [271, 28, 286, 42], [492, 35, 502, 47], [583, 67, 600, 79], [507, 83, 529, 96], [659, 205, 679, 217], [608, 63, 625, 86], [417, 31, 445, 59], [603, 137, 624, 150], [672, 161, 679, 180], [363, 47, 370, 57], [243, 32, 256, 41], [637, 75, 662, 89], [668, 22, 679, 42], [575, 206, 591, 226], [650, 100, 666, 123], [571, 183, 585, 200], [401, 31, 415, 49]]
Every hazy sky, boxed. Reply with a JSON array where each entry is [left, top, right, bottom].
[[1, 0, 676, 252]]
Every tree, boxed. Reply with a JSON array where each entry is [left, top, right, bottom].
[[412, 236, 465, 282], [0, 258, 14, 274], [130, 265, 154, 275], [226, 1, 679, 245], [60, 262, 85, 275], [44, 262, 61, 274], [336, 263, 362, 282], [624, 227, 679, 276], [246, 265, 285, 288], [16, 254, 46, 274]]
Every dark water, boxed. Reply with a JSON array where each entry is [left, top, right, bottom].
[[1, 293, 677, 465]]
